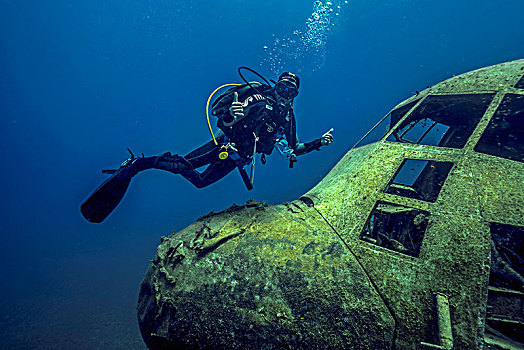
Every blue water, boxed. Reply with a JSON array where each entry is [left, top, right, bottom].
[[1, 0, 522, 348]]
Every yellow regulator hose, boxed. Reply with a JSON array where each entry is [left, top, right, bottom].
[[206, 83, 241, 145]]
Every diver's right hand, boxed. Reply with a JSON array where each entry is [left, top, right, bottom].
[[229, 92, 244, 119]]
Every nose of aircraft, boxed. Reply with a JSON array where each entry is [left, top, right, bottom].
[[137, 199, 395, 349]]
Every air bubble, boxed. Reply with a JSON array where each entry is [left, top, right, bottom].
[[262, 0, 348, 74]]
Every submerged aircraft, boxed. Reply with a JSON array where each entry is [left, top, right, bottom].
[[137, 59, 524, 349]]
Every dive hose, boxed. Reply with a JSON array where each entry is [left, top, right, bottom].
[[238, 66, 275, 105], [206, 83, 241, 146]]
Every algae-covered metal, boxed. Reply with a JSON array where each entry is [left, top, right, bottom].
[[138, 60, 524, 349]]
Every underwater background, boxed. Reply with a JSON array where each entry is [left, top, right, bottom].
[[1, 0, 522, 348]]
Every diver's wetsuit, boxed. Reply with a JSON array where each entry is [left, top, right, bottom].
[[180, 133, 244, 188], [113, 133, 242, 189]]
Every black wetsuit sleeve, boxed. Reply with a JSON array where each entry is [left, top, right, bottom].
[[295, 138, 322, 156], [285, 112, 322, 156]]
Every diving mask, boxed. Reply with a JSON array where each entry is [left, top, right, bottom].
[[275, 81, 299, 99]]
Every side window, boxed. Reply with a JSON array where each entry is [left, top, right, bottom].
[[359, 202, 430, 257], [515, 75, 524, 89], [486, 222, 524, 345], [386, 94, 494, 148], [385, 159, 453, 202], [489, 222, 524, 292], [474, 94, 524, 163]]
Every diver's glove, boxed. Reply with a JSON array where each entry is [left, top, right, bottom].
[[321, 128, 334, 146], [228, 92, 244, 120]]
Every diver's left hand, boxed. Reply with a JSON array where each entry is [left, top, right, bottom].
[[321, 128, 334, 146]]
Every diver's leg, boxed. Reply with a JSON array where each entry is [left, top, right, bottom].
[[150, 140, 237, 188], [144, 138, 222, 176], [176, 136, 241, 188], [149, 153, 193, 175], [81, 137, 233, 222], [184, 138, 223, 168], [80, 153, 193, 223], [181, 158, 237, 188]]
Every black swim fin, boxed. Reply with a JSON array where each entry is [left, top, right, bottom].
[[80, 169, 133, 223]]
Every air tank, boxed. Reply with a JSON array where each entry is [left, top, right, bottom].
[[137, 59, 524, 349]]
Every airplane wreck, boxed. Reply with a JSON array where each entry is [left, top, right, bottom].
[[137, 59, 524, 349]]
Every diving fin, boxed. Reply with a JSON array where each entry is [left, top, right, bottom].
[[80, 168, 134, 223]]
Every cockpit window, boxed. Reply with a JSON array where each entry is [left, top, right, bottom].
[[360, 202, 429, 257], [386, 94, 494, 148], [474, 94, 524, 162], [515, 75, 524, 89], [353, 100, 419, 148], [385, 159, 453, 202], [389, 100, 420, 131]]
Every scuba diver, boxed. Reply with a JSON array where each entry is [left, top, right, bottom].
[[81, 68, 334, 223]]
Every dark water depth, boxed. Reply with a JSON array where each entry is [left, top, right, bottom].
[[1, 0, 522, 348]]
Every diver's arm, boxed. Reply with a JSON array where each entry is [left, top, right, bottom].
[[294, 139, 323, 156], [292, 128, 333, 156]]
